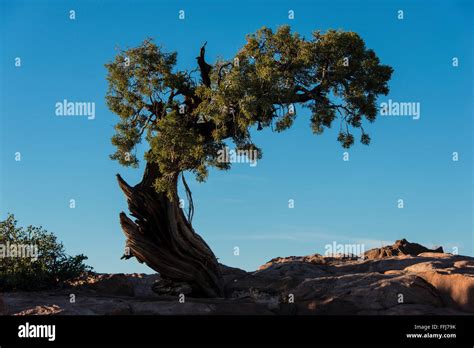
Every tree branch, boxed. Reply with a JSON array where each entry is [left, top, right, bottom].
[[181, 173, 194, 223], [217, 62, 233, 86], [138, 114, 154, 137], [196, 42, 212, 87]]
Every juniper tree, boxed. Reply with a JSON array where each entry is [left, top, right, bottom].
[[105, 26, 393, 297]]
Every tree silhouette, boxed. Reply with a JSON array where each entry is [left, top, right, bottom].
[[105, 26, 393, 297]]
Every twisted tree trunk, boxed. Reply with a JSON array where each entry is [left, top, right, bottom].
[[116, 162, 224, 297]]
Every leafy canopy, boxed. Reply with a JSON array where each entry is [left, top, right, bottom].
[[105, 26, 393, 196]]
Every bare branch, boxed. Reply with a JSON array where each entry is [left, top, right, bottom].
[[196, 42, 212, 87], [217, 62, 233, 86]]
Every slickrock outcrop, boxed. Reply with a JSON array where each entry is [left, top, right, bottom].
[[1, 240, 472, 315], [364, 238, 443, 259]]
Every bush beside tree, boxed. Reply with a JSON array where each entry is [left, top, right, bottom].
[[0, 214, 93, 291]]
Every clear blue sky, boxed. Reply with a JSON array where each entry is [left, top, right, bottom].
[[1, 0, 472, 273]]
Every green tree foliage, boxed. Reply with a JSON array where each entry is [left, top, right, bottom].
[[0, 214, 93, 291], [106, 26, 393, 197]]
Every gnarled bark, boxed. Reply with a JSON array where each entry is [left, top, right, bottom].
[[116, 162, 224, 298]]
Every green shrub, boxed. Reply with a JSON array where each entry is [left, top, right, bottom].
[[0, 214, 93, 291]]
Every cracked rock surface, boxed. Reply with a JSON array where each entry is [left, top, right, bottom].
[[1, 240, 473, 315]]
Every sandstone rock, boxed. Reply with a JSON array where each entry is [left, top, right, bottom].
[[1, 239, 472, 315], [418, 252, 452, 258], [258, 254, 326, 270], [404, 256, 474, 312], [70, 273, 160, 297], [151, 278, 193, 296], [364, 239, 443, 259], [15, 305, 63, 316], [258, 253, 360, 270]]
